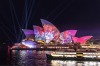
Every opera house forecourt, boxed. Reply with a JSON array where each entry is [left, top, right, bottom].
[[11, 19, 100, 60]]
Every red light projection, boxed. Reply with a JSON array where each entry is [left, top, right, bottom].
[[72, 36, 93, 44]]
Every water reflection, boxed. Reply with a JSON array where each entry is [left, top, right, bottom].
[[51, 60, 100, 66], [11, 50, 100, 66], [51, 60, 76, 66], [11, 50, 47, 66]]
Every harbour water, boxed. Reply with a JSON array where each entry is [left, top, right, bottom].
[[7, 50, 100, 66]]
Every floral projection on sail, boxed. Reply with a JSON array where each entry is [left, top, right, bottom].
[[41, 19, 60, 43]]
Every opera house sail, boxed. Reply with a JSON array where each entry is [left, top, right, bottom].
[[72, 36, 93, 44], [41, 19, 60, 43], [22, 29, 36, 48], [60, 30, 77, 44], [22, 29, 34, 39], [33, 25, 45, 42]]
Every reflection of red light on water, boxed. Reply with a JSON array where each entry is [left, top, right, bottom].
[[7, 46, 10, 58]]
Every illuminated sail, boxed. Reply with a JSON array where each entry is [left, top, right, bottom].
[[72, 36, 93, 44], [22, 29, 34, 38], [33, 25, 45, 41], [72, 37, 78, 43], [78, 36, 93, 44], [41, 19, 60, 43], [60, 30, 77, 44], [66, 30, 77, 36]]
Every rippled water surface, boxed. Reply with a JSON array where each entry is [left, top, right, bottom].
[[10, 50, 100, 66]]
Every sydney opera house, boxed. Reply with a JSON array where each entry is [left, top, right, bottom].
[[11, 19, 100, 60], [11, 19, 93, 49]]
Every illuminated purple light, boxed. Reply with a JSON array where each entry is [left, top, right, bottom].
[[22, 29, 34, 34], [22, 40, 36, 48], [22, 29, 34, 38]]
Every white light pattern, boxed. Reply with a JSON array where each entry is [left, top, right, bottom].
[[22, 40, 36, 48]]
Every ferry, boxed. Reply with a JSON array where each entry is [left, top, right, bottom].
[[46, 48, 100, 61]]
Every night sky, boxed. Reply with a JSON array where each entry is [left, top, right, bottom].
[[0, 0, 100, 43]]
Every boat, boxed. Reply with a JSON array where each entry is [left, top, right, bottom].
[[46, 48, 100, 61]]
